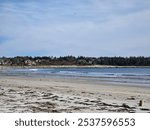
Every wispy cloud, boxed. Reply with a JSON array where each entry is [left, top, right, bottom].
[[0, 0, 150, 56]]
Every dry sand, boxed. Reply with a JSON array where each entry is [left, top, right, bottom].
[[0, 75, 150, 113]]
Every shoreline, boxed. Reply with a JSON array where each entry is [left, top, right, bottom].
[[1, 65, 150, 89], [1, 65, 150, 69], [0, 75, 150, 113]]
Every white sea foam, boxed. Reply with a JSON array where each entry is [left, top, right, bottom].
[[29, 69, 38, 71]]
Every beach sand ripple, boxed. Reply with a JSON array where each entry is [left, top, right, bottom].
[[0, 76, 150, 113]]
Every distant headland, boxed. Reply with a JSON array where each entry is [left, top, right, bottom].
[[0, 56, 150, 67]]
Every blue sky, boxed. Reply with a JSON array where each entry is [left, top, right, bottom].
[[0, 0, 150, 57]]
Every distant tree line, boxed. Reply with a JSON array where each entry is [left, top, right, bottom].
[[0, 56, 150, 66]]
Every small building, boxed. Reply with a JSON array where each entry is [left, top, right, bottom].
[[25, 60, 36, 66]]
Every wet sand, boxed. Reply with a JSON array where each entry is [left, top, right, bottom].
[[0, 75, 150, 113]]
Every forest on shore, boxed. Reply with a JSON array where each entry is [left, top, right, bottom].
[[0, 56, 150, 66]]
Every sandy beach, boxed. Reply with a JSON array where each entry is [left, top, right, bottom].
[[0, 75, 150, 113]]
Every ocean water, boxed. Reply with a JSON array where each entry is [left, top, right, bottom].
[[0, 67, 150, 87]]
